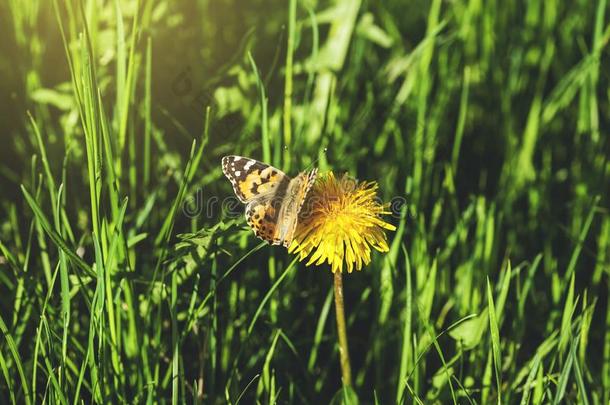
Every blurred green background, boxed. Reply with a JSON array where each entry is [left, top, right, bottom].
[[0, 0, 609, 403]]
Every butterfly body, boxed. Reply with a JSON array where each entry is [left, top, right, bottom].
[[222, 155, 317, 247]]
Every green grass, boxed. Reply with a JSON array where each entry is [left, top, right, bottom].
[[0, 0, 609, 403]]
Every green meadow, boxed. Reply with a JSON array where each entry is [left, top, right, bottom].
[[0, 0, 609, 403]]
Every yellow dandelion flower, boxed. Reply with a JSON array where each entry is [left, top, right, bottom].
[[288, 172, 397, 273]]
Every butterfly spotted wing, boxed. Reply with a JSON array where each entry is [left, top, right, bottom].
[[222, 155, 288, 244], [221, 156, 289, 202], [221, 155, 317, 246]]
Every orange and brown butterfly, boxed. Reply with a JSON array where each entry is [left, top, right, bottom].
[[221, 155, 318, 247]]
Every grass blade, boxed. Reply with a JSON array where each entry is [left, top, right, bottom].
[[487, 277, 502, 404]]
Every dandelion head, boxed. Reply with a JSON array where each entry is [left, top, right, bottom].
[[289, 172, 396, 273]]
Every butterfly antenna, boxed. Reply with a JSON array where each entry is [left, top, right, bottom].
[[303, 147, 328, 171]]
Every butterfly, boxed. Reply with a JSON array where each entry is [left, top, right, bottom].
[[221, 155, 318, 247]]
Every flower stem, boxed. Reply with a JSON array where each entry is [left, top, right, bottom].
[[333, 270, 352, 386]]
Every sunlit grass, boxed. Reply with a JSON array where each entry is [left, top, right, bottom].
[[0, 0, 608, 404]]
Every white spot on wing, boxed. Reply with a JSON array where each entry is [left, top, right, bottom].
[[244, 160, 255, 171], [234, 170, 241, 176]]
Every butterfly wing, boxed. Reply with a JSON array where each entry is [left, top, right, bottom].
[[275, 169, 318, 246], [295, 169, 318, 215], [245, 196, 283, 244], [221, 155, 317, 246], [222, 155, 290, 244], [221, 155, 289, 203]]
